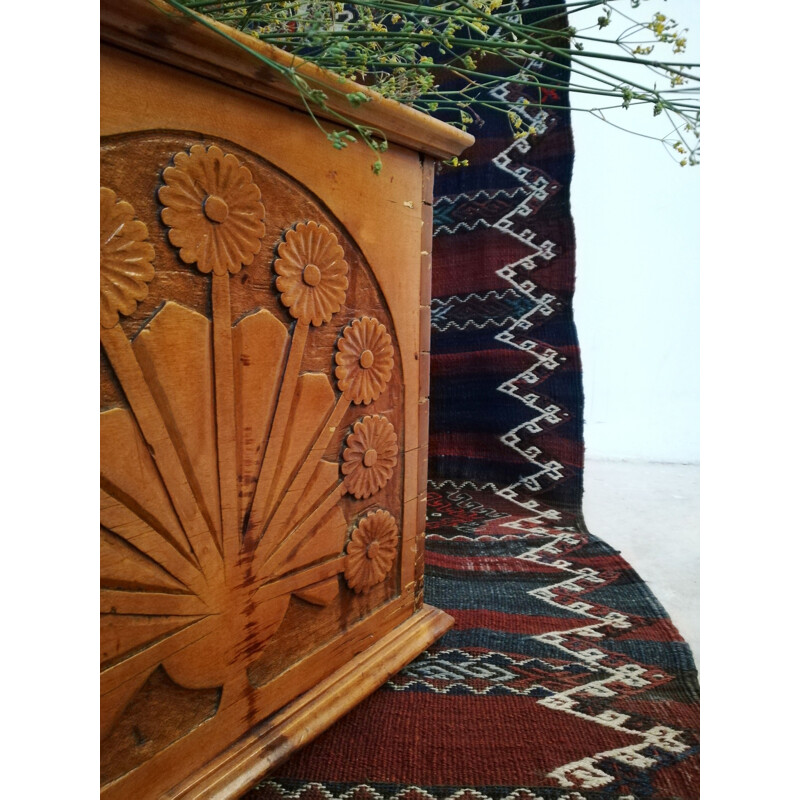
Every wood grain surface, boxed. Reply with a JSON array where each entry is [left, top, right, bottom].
[[101, 7, 462, 794]]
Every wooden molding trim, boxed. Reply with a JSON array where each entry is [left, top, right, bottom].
[[165, 605, 454, 799], [100, 0, 474, 160]]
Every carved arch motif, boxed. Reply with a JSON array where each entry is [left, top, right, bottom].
[[100, 137, 402, 779]]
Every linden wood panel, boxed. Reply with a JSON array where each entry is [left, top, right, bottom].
[[101, 7, 469, 795], [101, 45, 427, 508], [101, 130, 412, 793], [100, 0, 473, 161], [166, 604, 452, 800]]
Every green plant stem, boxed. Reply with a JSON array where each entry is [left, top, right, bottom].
[[244, 26, 698, 73], [172, 0, 699, 165], [223, 3, 699, 96]]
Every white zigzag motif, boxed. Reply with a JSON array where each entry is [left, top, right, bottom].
[[431, 288, 555, 333], [429, 300, 453, 330], [500, 425, 565, 483], [427, 508, 574, 543], [548, 732, 690, 791], [501, 521, 692, 789], [434, 221, 488, 236], [427, 479, 509, 520], [426, 479, 563, 520], [435, 492, 508, 522], [493, 483, 565, 517], [498, 252, 558, 294], [256, 780, 618, 800], [431, 287, 524, 305], [496, 254, 560, 338], [499, 394, 568, 430], [491, 101, 557, 208], [498, 349, 564, 403], [428, 88, 565, 508], [428, 478, 500, 494], [494, 196, 559, 254], [501, 517, 575, 534], [400, 650, 519, 683], [495, 330, 558, 355], [492, 211, 559, 343], [472, 95, 567, 508], [433, 187, 530, 236], [426, 529, 554, 543], [388, 648, 577, 697]]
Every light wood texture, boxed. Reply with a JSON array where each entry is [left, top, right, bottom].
[[165, 605, 453, 800], [99, 0, 473, 161], [344, 510, 400, 593], [101, 4, 461, 795], [414, 160, 436, 609], [101, 46, 425, 447]]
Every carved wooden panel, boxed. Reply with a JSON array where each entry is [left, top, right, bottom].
[[100, 134, 407, 791], [100, 5, 471, 791]]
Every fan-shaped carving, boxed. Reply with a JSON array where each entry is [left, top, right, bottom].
[[99, 149, 402, 753]]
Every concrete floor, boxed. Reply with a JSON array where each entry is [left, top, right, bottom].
[[581, 459, 700, 670]]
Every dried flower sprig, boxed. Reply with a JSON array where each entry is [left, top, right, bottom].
[[164, 0, 699, 167]]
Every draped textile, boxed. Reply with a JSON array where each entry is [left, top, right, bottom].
[[245, 2, 700, 796]]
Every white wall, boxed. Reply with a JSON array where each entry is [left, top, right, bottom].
[[570, 0, 700, 463]]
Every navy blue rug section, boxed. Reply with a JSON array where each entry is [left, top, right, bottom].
[[428, 47, 584, 521]]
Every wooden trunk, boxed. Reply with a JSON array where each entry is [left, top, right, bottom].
[[100, 2, 472, 797]]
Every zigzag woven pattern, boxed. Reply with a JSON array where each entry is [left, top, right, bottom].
[[249, 486, 699, 798], [426, 70, 581, 513], [245, 1, 699, 797]]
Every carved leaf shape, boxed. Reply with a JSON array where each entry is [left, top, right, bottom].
[[101, 305, 356, 693], [132, 303, 223, 547], [233, 311, 289, 522]]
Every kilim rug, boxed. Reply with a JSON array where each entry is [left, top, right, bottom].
[[244, 1, 700, 797]]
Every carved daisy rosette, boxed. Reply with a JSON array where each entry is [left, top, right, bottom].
[[335, 317, 394, 404], [100, 187, 155, 328], [274, 221, 349, 326], [344, 509, 399, 594], [342, 415, 398, 499], [159, 144, 266, 275]]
